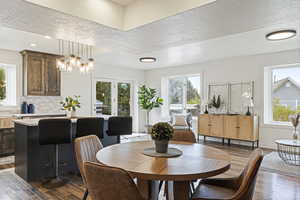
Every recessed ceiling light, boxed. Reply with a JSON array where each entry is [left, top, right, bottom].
[[139, 57, 157, 63], [44, 35, 51, 39], [266, 30, 296, 41], [30, 43, 37, 47]]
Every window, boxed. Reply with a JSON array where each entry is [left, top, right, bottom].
[[264, 64, 300, 123], [0, 64, 16, 106], [168, 75, 201, 116]]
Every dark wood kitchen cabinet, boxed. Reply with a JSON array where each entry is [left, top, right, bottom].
[[21, 50, 61, 96]]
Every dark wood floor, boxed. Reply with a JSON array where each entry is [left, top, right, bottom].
[[0, 141, 299, 200]]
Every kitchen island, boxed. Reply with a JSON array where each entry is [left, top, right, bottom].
[[14, 117, 119, 181]]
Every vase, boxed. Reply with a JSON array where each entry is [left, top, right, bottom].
[[154, 140, 169, 153], [67, 110, 76, 118], [292, 129, 299, 140]]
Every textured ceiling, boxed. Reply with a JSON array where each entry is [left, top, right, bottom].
[[0, 0, 299, 69], [110, 0, 137, 6]]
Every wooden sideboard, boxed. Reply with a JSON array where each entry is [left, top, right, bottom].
[[198, 114, 259, 148]]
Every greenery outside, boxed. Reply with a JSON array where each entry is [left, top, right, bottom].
[[0, 68, 6, 101], [96, 81, 112, 115], [272, 98, 300, 122], [118, 83, 131, 116]]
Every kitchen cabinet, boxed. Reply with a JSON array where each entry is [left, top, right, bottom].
[[0, 117, 15, 156], [21, 50, 61, 96]]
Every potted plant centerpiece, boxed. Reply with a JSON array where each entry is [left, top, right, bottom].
[[60, 95, 81, 118], [151, 122, 174, 153]]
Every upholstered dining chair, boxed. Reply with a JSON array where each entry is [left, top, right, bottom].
[[192, 148, 264, 200], [84, 161, 145, 200], [171, 129, 197, 143], [74, 135, 103, 200]]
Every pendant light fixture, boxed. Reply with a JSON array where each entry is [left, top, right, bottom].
[[56, 39, 95, 74]]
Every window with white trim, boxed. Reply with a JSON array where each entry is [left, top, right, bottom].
[[264, 64, 300, 124], [0, 64, 16, 106], [168, 75, 201, 116]]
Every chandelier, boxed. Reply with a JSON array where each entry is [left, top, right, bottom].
[[56, 39, 95, 73]]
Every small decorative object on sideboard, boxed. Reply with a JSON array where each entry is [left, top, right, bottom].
[[60, 95, 81, 118], [151, 122, 174, 153], [289, 114, 300, 140], [209, 95, 222, 113]]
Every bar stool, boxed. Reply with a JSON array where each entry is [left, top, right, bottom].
[[76, 117, 104, 139], [107, 116, 132, 143], [38, 119, 71, 188]]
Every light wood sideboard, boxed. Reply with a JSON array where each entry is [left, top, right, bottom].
[[198, 114, 259, 148]]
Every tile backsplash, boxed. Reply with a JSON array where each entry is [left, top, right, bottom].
[[20, 96, 64, 114]]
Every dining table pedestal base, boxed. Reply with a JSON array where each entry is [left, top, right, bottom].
[[137, 179, 191, 200]]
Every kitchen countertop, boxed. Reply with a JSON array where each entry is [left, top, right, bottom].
[[13, 113, 66, 119], [14, 115, 111, 126]]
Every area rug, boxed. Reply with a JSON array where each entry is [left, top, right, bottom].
[[261, 152, 300, 177]]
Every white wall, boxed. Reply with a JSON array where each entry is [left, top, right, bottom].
[[145, 49, 300, 149]]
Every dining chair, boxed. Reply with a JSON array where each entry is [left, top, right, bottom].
[[74, 135, 103, 200], [192, 148, 264, 200], [83, 161, 145, 200], [171, 129, 197, 143], [164, 129, 197, 195], [76, 117, 104, 139]]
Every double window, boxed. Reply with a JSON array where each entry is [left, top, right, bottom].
[[0, 64, 16, 106], [168, 75, 201, 116], [265, 64, 300, 124]]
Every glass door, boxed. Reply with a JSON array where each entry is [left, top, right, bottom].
[[93, 79, 133, 117], [95, 80, 113, 116], [117, 82, 132, 116]]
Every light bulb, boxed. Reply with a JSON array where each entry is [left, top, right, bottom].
[[88, 58, 94, 69], [76, 57, 81, 67], [69, 55, 76, 66]]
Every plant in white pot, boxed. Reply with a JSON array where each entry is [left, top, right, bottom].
[[60, 96, 81, 118], [138, 85, 163, 131], [151, 122, 174, 153]]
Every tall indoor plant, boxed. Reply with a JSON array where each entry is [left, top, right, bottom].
[[138, 85, 163, 128], [60, 95, 81, 118]]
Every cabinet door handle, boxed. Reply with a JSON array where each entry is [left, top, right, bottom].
[[236, 127, 240, 128]]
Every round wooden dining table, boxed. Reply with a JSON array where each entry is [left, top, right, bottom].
[[96, 141, 231, 200]]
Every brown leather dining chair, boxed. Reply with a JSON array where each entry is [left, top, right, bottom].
[[74, 135, 103, 200], [171, 129, 197, 143], [84, 161, 145, 200], [192, 148, 264, 200]]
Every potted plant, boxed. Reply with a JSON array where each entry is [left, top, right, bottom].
[[60, 95, 81, 118], [138, 85, 163, 130], [151, 122, 174, 153]]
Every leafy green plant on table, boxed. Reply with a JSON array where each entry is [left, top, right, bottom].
[[60, 95, 81, 112]]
